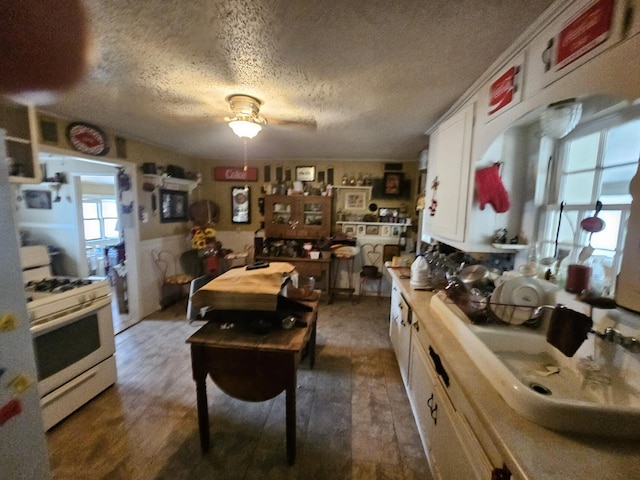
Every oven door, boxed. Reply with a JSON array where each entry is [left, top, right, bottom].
[[31, 295, 115, 397]]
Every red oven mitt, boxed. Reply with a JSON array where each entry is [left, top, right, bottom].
[[475, 164, 510, 213]]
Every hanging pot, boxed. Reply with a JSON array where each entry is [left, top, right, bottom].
[[580, 200, 605, 233]]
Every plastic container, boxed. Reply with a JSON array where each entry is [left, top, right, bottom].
[[410, 254, 430, 288]]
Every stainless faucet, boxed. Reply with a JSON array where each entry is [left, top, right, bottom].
[[591, 327, 640, 353]]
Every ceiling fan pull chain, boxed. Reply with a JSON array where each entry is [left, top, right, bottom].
[[243, 138, 248, 172]]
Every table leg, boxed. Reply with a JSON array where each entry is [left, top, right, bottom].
[[195, 375, 210, 453], [309, 316, 317, 369], [192, 346, 210, 453], [286, 361, 297, 464]]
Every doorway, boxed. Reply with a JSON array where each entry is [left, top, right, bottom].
[[79, 174, 131, 334], [35, 151, 141, 335]]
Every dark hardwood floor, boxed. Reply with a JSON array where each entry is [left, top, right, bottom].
[[46, 296, 431, 479]]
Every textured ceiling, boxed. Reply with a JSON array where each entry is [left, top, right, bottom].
[[41, 0, 555, 161]]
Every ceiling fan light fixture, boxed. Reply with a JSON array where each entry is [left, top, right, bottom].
[[228, 119, 262, 139]]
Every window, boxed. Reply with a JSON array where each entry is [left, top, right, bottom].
[[539, 116, 640, 294], [82, 197, 119, 241]]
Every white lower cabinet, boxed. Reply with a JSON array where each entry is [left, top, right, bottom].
[[389, 278, 511, 479], [409, 333, 489, 479], [389, 282, 411, 387], [407, 318, 506, 480]]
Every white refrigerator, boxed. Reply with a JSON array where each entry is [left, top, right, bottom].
[[0, 129, 50, 479]]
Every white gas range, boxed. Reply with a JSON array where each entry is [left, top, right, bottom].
[[21, 246, 117, 430]]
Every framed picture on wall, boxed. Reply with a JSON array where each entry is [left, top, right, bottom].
[[159, 189, 188, 223], [231, 186, 251, 224], [296, 166, 316, 182], [345, 191, 366, 210], [365, 225, 379, 235], [24, 190, 52, 209], [356, 225, 365, 236], [383, 172, 404, 196], [343, 224, 356, 236]]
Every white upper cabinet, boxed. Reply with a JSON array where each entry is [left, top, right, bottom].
[[424, 103, 474, 244], [525, 0, 630, 96], [421, 0, 640, 253]]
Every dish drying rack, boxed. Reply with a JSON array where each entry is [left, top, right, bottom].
[[442, 294, 544, 328]]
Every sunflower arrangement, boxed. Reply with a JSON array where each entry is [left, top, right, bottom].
[[190, 224, 216, 250]]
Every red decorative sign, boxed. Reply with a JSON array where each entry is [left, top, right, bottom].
[[213, 167, 258, 182], [488, 66, 519, 115], [556, 0, 614, 70], [66, 122, 109, 156]]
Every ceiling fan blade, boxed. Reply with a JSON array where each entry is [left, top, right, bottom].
[[266, 117, 317, 130]]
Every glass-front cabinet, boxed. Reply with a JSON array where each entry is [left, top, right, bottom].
[[264, 195, 331, 239], [0, 101, 40, 183]]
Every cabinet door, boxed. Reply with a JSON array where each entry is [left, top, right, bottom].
[[264, 195, 331, 239], [0, 102, 40, 183], [408, 331, 438, 455], [264, 195, 295, 238], [296, 196, 331, 238], [429, 103, 474, 242], [389, 282, 411, 387]]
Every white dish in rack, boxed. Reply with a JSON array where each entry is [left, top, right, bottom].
[[490, 278, 543, 325]]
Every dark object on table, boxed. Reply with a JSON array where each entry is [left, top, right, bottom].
[[250, 318, 272, 334], [246, 261, 270, 270]]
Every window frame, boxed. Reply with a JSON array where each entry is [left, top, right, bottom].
[[82, 195, 120, 243], [539, 109, 639, 293]]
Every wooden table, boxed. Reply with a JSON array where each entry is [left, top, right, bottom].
[[186, 296, 319, 464]]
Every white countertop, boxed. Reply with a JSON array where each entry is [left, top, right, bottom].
[[386, 267, 640, 480]]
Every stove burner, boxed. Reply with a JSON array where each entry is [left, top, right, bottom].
[[26, 278, 93, 293]]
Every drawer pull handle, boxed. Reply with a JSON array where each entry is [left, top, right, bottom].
[[491, 465, 511, 480], [428, 345, 450, 387], [427, 393, 437, 425]]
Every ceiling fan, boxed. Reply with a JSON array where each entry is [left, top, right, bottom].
[[224, 94, 316, 139]]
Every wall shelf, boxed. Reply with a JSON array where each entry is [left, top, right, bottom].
[[333, 185, 372, 191], [143, 173, 200, 192], [337, 221, 410, 227]]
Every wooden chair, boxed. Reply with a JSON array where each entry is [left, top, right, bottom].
[[186, 273, 215, 321], [151, 249, 194, 309], [358, 243, 383, 301]]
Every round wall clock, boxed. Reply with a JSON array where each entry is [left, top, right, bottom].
[[66, 122, 109, 156]]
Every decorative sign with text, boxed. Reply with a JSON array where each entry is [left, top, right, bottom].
[[556, 0, 615, 70], [212, 167, 258, 182], [488, 66, 520, 115]]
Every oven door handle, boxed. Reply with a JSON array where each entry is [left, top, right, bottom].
[[30, 296, 112, 337]]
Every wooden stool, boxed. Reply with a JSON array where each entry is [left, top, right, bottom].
[[330, 254, 356, 302]]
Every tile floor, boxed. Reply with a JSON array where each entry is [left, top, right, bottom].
[[46, 296, 432, 479]]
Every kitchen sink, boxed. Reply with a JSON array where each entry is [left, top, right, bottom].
[[430, 294, 640, 438]]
